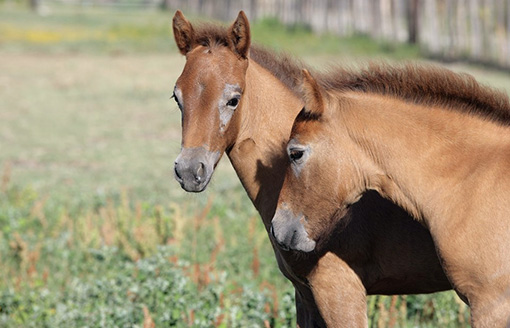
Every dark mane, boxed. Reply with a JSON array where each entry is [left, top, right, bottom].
[[249, 46, 306, 97], [193, 23, 510, 125], [318, 63, 510, 125]]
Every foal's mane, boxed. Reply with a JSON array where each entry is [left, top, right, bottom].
[[319, 64, 510, 125], [193, 23, 510, 125]]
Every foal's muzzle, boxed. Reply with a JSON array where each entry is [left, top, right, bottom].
[[270, 207, 316, 252], [174, 147, 220, 192]]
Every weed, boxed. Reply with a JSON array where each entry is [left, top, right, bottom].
[[3, 4, 508, 326]]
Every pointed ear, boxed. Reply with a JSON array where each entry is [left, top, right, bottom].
[[173, 10, 195, 55], [301, 69, 324, 117], [228, 11, 251, 58]]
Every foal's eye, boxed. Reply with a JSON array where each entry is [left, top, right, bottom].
[[171, 92, 182, 110], [226, 97, 239, 108], [289, 149, 305, 162]]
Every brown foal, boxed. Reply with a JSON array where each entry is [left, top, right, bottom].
[[172, 11, 451, 327], [272, 68, 510, 326]]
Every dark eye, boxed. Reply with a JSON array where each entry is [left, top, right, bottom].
[[289, 149, 304, 162], [227, 97, 239, 108]]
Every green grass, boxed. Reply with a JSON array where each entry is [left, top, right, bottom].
[[0, 2, 420, 59], [251, 17, 421, 60], [0, 186, 296, 327], [1, 3, 509, 327], [0, 3, 174, 54]]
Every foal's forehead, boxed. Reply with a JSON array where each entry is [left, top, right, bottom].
[[176, 46, 246, 97], [290, 120, 320, 141], [185, 46, 244, 75]]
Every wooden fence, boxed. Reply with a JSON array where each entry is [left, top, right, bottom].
[[163, 0, 510, 69]]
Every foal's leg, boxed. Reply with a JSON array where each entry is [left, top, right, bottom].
[[272, 246, 328, 327], [469, 288, 510, 328], [431, 217, 510, 327], [295, 286, 327, 327], [433, 237, 510, 326], [308, 252, 367, 327]]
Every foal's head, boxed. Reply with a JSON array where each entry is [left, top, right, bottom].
[[172, 11, 250, 192], [271, 70, 369, 252]]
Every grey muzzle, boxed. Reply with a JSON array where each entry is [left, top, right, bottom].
[[270, 206, 316, 252], [174, 147, 220, 192]]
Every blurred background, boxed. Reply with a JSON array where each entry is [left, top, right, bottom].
[[1, 0, 509, 327]]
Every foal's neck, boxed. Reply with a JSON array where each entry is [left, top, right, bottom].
[[344, 92, 510, 226], [228, 60, 302, 228]]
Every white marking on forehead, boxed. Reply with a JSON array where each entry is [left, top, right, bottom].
[[218, 83, 241, 132]]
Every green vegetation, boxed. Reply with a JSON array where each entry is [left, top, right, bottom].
[[0, 3, 420, 59], [1, 2, 509, 327], [251, 17, 421, 60], [0, 186, 296, 327]]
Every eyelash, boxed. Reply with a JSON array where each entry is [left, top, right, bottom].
[[171, 92, 182, 110]]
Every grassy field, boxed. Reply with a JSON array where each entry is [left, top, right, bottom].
[[1, 2, 510, 327]]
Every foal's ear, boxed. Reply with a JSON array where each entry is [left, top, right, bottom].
[[228, 11, 251, 58], [173, 10, 195, 55], [301, 69, 324, 117]]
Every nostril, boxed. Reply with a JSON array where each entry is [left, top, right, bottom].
[[174, 163, 182, 181], [270, 224, 290, 251], [195, 162, 205, 183]]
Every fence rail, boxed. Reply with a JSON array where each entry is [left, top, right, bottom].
[[162, 0, 510, 69]]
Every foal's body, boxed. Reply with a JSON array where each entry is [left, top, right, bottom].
[[347, 93, 510, 325], [229, 59, 450, 325], [172, 12, 450, 326], [273, 68, 510, 326]]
